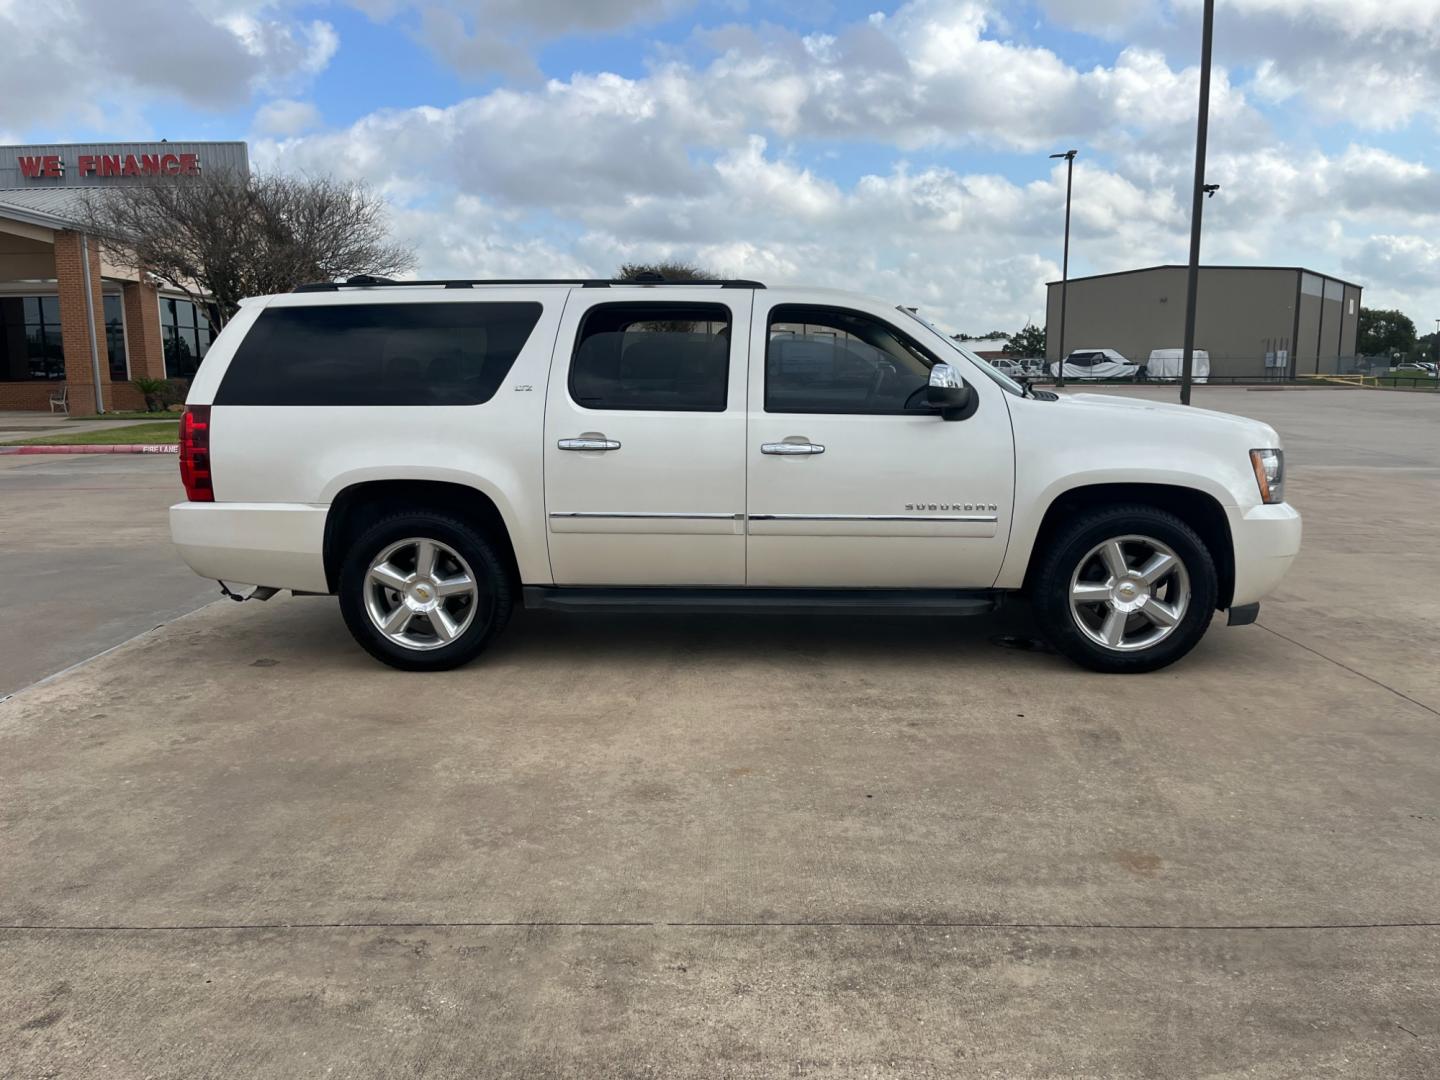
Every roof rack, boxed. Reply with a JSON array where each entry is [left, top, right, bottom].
[[292, 274, 766, 293]]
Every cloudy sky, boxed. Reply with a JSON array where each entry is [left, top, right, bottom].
[[2, 0, 1437, 333]]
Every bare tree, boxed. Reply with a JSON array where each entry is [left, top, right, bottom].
[[614, 260, 717, 282], [84, 171, 415, 330]]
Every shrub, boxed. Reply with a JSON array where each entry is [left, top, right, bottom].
[[131, 377, 172, 413]]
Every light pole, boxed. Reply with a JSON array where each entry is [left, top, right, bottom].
[[1050, 149, 1077, 388], [1179, 0, 1215, 406]]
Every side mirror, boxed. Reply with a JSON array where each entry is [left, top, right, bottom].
[[926, 363, 973, 420]]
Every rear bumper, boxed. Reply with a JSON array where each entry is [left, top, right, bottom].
[[170, 502, 329, 593], [1227, 502, 1302, 607]]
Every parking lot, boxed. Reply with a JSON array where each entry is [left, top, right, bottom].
[[2, 387, 1437, 1077]]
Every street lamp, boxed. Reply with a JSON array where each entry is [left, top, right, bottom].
[[1050, 149, 1077, 388], [1179, 0, 1216, 406]]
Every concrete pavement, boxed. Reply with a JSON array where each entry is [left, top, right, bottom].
[[0, 453, 216, 698], [1, 388, 1437, 1077]]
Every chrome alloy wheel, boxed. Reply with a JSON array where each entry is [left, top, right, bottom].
[[1068, 534, 1191, 652], [363, 537, 481, 651]]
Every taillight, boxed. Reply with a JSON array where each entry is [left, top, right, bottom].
[[179, 405, 213, 502]]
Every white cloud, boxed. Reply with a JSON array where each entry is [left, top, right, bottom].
[[0, 0, 337, 134], [1044, 0, 1440, 131], [376, 0, 688, 76], [16, 0, 1437, 326], [248, 1, 1276, 327], [254, 99, 324, 136]]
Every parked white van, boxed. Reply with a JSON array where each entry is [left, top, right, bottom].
[[1147, 349, 1211, 383]]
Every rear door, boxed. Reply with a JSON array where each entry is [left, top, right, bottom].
[[744, 298, 1014, 588], [543, 289, 752, 585]]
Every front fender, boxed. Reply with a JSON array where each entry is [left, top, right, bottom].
[[994, 395, 1264, 590]]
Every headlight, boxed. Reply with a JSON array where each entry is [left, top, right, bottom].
[[1249, 448, 1284, 504]]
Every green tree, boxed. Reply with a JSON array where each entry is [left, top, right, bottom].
[[1004, 323, 1046, 358], [1416, 331, 1439, 364], [614, 261, 717, 282], [1356, 307, 1417, 358], [950, 329, 1009, 342]]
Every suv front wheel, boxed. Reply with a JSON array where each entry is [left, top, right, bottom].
[[1031, 505, 1218, 673], [338, 512, 513, 671]]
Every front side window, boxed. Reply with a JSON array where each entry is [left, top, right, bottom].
[[766, 305, 937, 414], [215, 300, 543, 407], [569, 302, 730, 412]]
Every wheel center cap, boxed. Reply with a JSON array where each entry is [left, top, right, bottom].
[[409, 580, 435, 605], [1110, 575, 1147, 612]]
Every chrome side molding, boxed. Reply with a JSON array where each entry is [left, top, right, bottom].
[[747, 513, 999, 523], [549, 512, 745, 521]]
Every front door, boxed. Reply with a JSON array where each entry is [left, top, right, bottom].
[[544, 289, 752, 585], [745, 298, 1014, 588]]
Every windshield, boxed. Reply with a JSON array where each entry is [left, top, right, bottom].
[[895, 307, 1026, 397]]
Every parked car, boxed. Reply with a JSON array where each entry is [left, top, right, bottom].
[[1048, 349, 1141, 380], [987, 357, 1024, 377], [1146, 348, 1210, 383], [1390, 363, 1437, 378], [170, 277, 1300, 674]]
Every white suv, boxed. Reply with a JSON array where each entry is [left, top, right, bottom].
[[171, 276, 1300, 674]]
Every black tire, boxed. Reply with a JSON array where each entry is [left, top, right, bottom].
[[338, 512, 513, 671], [1030, 504, 1218, 674]]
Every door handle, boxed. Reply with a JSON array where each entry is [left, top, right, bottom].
[[761, 441, 825, 456], [558, 437, 621, 452]]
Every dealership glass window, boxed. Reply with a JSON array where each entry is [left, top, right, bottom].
[[161, 297, 210, 379], [0, 295, 64, 380], [103, 295, 127, 380]]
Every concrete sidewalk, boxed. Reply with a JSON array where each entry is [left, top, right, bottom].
[[0, 409, 176, 442]]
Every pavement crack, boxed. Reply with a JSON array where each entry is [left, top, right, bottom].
[[1257, 622, 1440, 717]]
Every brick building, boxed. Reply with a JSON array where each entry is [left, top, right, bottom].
[[0, 142, 248, 414]]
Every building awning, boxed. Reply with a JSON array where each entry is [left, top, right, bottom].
[[0, 188, 103, 231]]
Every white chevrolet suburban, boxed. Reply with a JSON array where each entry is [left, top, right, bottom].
[[170, 276, 1300, 674]]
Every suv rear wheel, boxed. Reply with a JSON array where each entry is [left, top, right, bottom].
[[1031, 505, 1218, 673], [338, 512, 513, 671]]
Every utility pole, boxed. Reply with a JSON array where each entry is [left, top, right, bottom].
[[1179, 0, 1215, 407], [1050, 149, 1077, 388]]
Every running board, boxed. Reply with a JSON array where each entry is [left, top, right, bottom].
[[523, 586, 1000, 617]]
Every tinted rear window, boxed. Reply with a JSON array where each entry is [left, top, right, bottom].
[[215, 301, 542, 406]]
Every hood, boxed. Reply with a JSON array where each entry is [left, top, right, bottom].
[[1056, 392, 1281, 445]]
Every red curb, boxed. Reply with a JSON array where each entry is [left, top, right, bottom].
[[0, 444, 178, 455]]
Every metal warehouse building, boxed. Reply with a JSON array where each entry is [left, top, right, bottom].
[[1045, 265, 1363, 379]]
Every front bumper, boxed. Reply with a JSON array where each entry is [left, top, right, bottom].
[[170, 502, 330, 593], [1227, 501, 1302, 608]]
